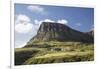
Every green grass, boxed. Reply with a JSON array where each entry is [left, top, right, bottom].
[[15, 41, 94, 65], [23, 51, 93, 64]]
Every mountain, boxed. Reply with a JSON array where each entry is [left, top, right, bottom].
[[87, 30, 94, 37], [25, 22, 93, 46], [15, 22, 94, 65]]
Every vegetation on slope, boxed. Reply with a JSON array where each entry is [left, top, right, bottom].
[[15, 41, 94, 65]]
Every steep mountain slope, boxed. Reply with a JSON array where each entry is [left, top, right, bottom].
[[15, 22, 94, 65], [26, 22, 93, 46]]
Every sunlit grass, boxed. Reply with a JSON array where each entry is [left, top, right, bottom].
[[15, 41, 94, 65]]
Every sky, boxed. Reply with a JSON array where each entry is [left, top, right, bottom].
[[14, 4, 94, 48]]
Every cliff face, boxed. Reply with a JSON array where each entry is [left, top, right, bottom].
[[26, 22, 93, 45]]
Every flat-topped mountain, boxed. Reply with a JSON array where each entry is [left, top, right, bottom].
[[26, 22, 93, 46], [15, 22, 94, 65]]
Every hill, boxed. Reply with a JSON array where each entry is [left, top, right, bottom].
[[15, 22, 94, 65], [25, 22, 93, 47]]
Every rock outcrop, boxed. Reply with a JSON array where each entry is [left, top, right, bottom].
[[26, 22, 93, 46]]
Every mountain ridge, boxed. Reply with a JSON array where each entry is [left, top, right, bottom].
[[25, 22, 93, 47]]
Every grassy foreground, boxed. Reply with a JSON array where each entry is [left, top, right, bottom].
[[15, 41, 94, 65]]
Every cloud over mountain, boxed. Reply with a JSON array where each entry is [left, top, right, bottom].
[[15, 14, 68, 35]]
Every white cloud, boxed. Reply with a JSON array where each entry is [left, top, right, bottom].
[[27, 5, 45, 14], [76, 23, 82, 26], [34, 19, 68, 26], [57, 19, 68, 24], [34, 19, 42, 25], [15, 23, 33, 34], [44, 19, 55, 23], [34, 20, 43, 28], [15, 14, 31, 24], [15, 14, 34, 34], [34, 19, 39, 24], [34, 19, 55, 26]]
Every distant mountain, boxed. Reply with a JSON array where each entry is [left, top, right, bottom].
[[25, 22, 93, 46]]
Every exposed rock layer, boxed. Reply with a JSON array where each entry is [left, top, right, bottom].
[[26, 22, 94, 46]]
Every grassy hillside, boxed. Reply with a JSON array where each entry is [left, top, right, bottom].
[[15, 41, 94, 65]]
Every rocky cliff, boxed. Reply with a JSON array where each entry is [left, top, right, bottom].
[[25, 22, 93, 46]]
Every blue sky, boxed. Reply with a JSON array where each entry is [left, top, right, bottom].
[[14, 4, 94, 48]]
